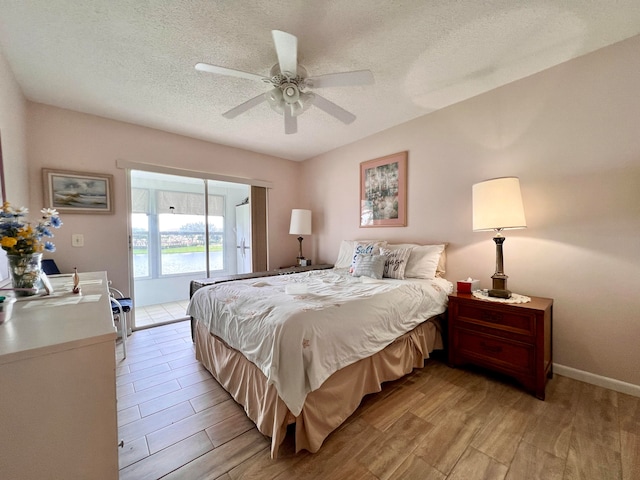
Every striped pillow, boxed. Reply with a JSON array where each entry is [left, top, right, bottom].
[[380, 247, 412, 279], [351, 254, 386, 279]]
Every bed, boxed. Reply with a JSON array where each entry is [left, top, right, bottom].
[[187, 241, 452, 458]]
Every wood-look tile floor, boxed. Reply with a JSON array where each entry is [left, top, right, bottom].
[[116, 321, 640, 480], [135, 300, 190, 328]]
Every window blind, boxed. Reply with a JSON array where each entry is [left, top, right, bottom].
[[131, 190, 224, 216]]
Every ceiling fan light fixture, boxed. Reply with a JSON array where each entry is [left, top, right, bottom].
[[293, 92, 315, 116], [282, 83, 300, 104], [266, 88, 284, 114], [268, 83, 314, 117], [290, 101, 304, 117], [301, 91, 315, 105]]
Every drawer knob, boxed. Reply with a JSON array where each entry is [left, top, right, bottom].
[[480, 342, 503, 353]]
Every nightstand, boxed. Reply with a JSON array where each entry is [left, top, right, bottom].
[[448, 292, 553, 400], [276, 264, 334, 273]]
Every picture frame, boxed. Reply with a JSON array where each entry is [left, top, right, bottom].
[[360, 151, 407, 227], [0, 130, 6, 204], [43, 168, 114, 214], [0, 132, 8, 285]]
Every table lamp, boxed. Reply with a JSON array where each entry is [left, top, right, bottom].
[[289, 209, 312, 266], [472, 177, 527, 299]]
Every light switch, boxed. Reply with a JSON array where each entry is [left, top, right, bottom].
[[72, 234, 84, 247]]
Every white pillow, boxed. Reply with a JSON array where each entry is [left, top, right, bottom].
[[334, 240, 357, 268], [436, 247, 447, 276], [380, 247, 412, 280], [387, 243, 447, 277], [403, 244, 446, 279], [351, 254, 386, 279]]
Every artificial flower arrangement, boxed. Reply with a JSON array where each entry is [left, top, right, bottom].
[[0, 202, 63, 255]]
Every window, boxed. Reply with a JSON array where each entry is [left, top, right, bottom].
[[158, 213, 207, 275], [131, 180, 228, 279], [131, 213, 149, 278], [208, 215, 224, 270]]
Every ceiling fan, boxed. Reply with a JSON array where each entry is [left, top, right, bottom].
[[195, 30, 374, 134]]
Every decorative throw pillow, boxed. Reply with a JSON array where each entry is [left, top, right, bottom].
[[335, 240, 386, 269], [404, 244, 446, 279], [349, 241, 387, 273], [380, 247, 412, 279], [351, 254, 386, 279]]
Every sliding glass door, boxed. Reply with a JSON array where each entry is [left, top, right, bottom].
[[130, 170, 249, 328]]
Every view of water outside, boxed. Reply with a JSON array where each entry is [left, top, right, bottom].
[[132, 213, 225, 278], [133, 251, 224, 277]]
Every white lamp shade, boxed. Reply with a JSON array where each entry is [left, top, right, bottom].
[[472, 177, 527, 231], [289, 209, 312, 235]]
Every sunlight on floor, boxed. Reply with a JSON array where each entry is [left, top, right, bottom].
[[134, 300, 190, 328]]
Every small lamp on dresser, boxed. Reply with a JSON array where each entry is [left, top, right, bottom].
[[472, 177, 527, 299], [289, 209, 312, 266]]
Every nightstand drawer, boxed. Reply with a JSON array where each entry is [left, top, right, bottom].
[[455, 329, 534, 373], [457, 303, 535, 337]]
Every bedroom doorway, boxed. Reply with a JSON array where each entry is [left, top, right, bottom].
[[129, 169, 252, 328]]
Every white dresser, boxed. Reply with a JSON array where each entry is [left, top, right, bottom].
[[0, 271, 118, 479]]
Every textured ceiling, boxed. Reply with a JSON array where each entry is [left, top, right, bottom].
[[1, 1, 640, 161]]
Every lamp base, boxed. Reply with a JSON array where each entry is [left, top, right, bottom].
[[488, 288, 512, 299], [489, 238, 512, 299], [296, 236, 304, 264]]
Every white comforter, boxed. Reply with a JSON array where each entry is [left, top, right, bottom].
[[187, 269, 452, 416]]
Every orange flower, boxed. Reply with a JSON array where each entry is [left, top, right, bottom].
[[1, 237, 17, 248]]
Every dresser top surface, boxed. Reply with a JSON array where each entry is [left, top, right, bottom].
[[0, 271, 117, 364]]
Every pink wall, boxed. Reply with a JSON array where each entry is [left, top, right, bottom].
[[0, 44, 29, 205], [302, 35, 640, 388], [26, 104, 302, 293]]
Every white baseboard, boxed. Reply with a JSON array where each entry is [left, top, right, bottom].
[[554, 363, 640, 398]]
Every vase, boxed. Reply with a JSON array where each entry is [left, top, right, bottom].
[[7, 253, 42, 296]]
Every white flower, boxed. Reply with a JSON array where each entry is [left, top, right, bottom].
[[40, 207, 59, 217], [10, 206, 29, 216]]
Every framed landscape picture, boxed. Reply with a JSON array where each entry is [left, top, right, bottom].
[[360, 151, 407, 227], [43, 168, 114, 214]]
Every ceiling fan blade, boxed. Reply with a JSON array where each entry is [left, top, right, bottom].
[[272, 30, 297, 77], [222, 93, 267, 119], [312, 94, 356, 124], [284, 105, 297, 134], [195, 63, 266, 82], [307, 70, 374, 88]]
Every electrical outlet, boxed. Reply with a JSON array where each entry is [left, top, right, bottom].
[[72, 234, 84, 247]]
